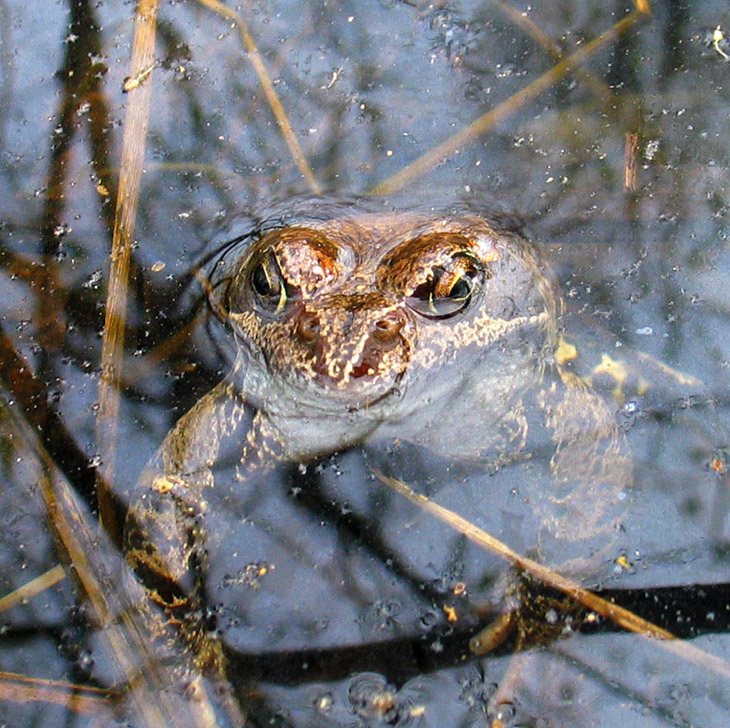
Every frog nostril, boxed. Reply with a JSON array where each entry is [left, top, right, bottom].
[[371, 311, 405, 346], [295, 310, 320, 345]]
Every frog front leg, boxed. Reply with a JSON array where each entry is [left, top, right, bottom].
[[124, 461, 253, 727], [123, 379, 263, 726], [125, 467, 222, 672]]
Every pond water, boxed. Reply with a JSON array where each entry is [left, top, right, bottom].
[[1, 0, 730, 726]]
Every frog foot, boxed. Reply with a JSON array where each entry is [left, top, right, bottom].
[[470, 572, 588, 655]]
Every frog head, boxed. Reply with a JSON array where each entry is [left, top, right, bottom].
[[209, 198, 557, 442]]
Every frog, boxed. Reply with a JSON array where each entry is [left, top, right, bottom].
[[123, 195, 631, 725]]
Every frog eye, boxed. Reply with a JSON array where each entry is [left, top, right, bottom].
[[250, 250, 290, 313], [406, 252, 483, 319]]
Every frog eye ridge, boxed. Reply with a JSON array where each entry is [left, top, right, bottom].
[[406, 252, 484, 320], [250, 250, 291, 314]]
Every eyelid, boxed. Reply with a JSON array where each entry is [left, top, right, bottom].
[[378, 230, 490, 294], [409, 251, 483, 296], [254, 227, 346, 295]]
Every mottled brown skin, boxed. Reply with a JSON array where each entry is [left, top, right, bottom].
[[124, 198, 630, 719]]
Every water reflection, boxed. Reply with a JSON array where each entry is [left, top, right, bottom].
[[1, 0, 730, 726]]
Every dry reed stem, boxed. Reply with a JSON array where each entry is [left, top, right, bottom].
[[624, 131, 639, 191], [0, 565, 66, 613], [378, 471, 730, 682], [79, 2, 232, 723], [196, 0, 321, 194], [95, 0, 158, 542], [0, 671, 111, 715], [372, 7, 651, 195]]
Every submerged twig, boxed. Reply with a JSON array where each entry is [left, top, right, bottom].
[[491, 0, 617, 107], [0, 670, 111, 716], [0, 565, 65, 613], [372, 5, 651, 195], [2, 394, 230, 725], [378, 471, 730, 682], [0, 324, 100, 506], [196, 0, 321, 194]]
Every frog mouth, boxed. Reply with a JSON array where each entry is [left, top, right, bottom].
[[310, 337, 407, 387], [291, 350, 410, 408]]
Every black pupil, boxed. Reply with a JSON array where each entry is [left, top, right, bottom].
[[252, 263, 273, 297], [448, 275, 472, 300], [410, 280, 433, 302]]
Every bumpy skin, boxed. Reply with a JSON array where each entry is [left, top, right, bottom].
[[124, 197, 631, 716]]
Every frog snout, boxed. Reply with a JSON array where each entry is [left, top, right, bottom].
[[292, 305, 409, 384]]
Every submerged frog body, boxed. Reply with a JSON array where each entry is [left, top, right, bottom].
[[124, 196, 631, 723]]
